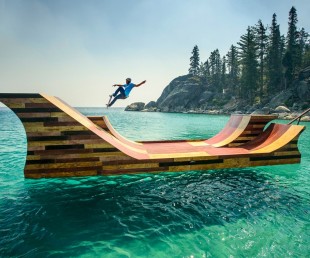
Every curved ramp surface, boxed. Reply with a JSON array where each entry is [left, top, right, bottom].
[[0, 93, 305, 178], [100, 114, 277, 148]]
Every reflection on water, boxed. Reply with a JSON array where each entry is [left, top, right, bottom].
[[0, 107, 309, 257]]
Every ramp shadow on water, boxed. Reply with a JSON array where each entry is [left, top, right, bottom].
[[1, 168, 307, 256]]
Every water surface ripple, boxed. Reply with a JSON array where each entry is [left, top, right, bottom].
[[0, 107, 309, 257]]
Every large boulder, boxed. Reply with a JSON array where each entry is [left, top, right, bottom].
[[156, 74, 209, 112], [145, 101, 157, 109], [296, 80, 310, 101], [263, 90, 293, 110], [274, 106, 291, 113], [143, 101, 158, 112], [125, 102, 145, 111]]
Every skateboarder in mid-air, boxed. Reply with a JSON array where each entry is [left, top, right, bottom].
[[107, 78, 146, 107]]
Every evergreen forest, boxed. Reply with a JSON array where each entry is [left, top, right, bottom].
[[188, 7, 310, 106]]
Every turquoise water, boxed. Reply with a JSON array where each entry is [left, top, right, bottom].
[[0, 107, 309, 257]]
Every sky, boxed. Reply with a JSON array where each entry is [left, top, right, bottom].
[[0, 0, 309, 107]]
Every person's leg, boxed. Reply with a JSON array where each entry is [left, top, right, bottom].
[[108, 93, 126, 107], [112, 87, 125, 97]]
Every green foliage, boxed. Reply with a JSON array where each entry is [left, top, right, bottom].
[[208, 49, 222, 92], [254, 96, 261, 104], [238, 26, 259, 104], [284, 98, 294, 107], [197, 61, 210, 84], [266, 13, 283, 94], [284, 6, 301, 85], [255, 19, 267, 97], [189, 45, 200, 75], [185, 6, 309, 108], [287, 6, 298, 52], [226, 45, 239, 95], [189, 76, 202, 83], [298, 28, 310, 68], [211, 98, 228, 107], [221, 56, 227, 90], [282, 51, 293, 86], [303, 48, 310, 67]]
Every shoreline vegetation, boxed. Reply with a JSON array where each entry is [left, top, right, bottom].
[[126, 6, 309, 122]]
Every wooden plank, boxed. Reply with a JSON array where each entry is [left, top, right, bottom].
[[26, 157, 100, 164], [100, 167, 167, 175], [223, 158, 250, 167], [17, 112, 51, 118], [274, 151, 301, 156], [43, 121, 81, 126], [28, 146, 45, 151], [84, 143, 115, 149], [28, 135, 69, 141], [0, 97, 49, 104], [149, 151, 209, 159], [27, 139, 111, 147], [26, 151, 128, 161], [58, 117, 78, 122], [66, 134, 101, 140], [25, 103, 58, 108], [0, 93, 42, 98], [102, 163, 159, 170], [250, 158, 300, 166], [50, 112, 72, 117], [24, 125, 89, 132], [5, 103, 25, 108], [25, 170, 98, 178], [25, 161, 103, 169], [12, 107, 61, 113], [27, 132, 62, 137]]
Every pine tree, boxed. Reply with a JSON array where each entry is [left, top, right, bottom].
[[297, 28, 309, 69], [238, 26, 259, 103], [204, 60, 211, 79], [266, 13, 283, 93], [189, 45, 200, 75], [209, 49, 222, 92], [226, 45, 239, 96], [199, 60, 211, 84], [197, 62, 208, 84], [284, 6, 299, 85], [221, 56, 227, 93], [287, 7, 298, 52], [302, 33, 310, 67], [255, 20, 267, 98]]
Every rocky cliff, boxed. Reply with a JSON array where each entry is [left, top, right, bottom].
[[126, 67, 310, 120], [155, 75, 209, 112]]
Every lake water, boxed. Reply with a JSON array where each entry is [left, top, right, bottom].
[[0, 107, 309, 257]]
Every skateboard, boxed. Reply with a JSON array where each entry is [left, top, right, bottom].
[[106, 95, 113, 108]]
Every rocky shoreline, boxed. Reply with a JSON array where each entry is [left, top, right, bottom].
[[126, 67, 310, 122], [125, 102, 310, 122]]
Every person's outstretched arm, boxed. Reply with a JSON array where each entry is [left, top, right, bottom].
[[135, 80, 146, 87], [113, 84, 123, 87]]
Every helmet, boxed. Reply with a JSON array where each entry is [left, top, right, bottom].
[[126, 78, 131, 83]]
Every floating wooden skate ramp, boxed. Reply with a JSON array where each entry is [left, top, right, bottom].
[[0, 93, 306, 178]]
